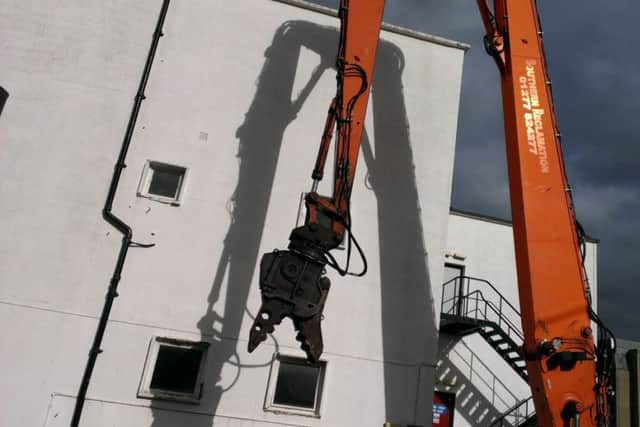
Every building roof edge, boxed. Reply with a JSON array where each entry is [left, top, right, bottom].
[[271, 0, 471, 51], [450, 207, 600, 243]]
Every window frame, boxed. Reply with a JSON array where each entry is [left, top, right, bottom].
[[264, 352, 327, 418], [443, 263, 466, 316], [137, 336, 209, 404], [137, 160, 188, 205], [444, 263, 465, 281]]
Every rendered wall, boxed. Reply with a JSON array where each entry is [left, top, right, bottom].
[[0, 1, 465, 426], [0, 1, 161, 426], [440, 210, 598, 426]]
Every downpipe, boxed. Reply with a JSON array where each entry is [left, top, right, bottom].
[[70, 1, 170, 425]]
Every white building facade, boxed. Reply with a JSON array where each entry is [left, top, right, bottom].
[[0, 1, 467, 426], [0, 1, 599, 427]]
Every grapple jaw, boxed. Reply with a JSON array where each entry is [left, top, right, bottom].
[[248, 249, 331, 361]]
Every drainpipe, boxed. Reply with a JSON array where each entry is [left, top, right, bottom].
[[71, 1, 170, 425]]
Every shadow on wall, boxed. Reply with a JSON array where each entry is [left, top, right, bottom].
[[436, 335, 521, 426], [149, 19, 435, 427], [363, 37, 437, 423]]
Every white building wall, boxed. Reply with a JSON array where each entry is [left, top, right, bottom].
[[0, 1, 466, 426], [439, 210, 598, 427], [0, 1, 161, 427]]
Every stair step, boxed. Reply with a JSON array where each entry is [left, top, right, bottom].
[[439, 278, 528, 383], [499, 343, 515, 349]]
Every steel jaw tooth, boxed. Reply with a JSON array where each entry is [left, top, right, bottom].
[[294, 324, 317, 361], [248, 321, 267, 353], [295, 331, 310, 350]]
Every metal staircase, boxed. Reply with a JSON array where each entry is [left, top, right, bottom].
[[440, 276, 528, 380], [440, 276, 536, 425]]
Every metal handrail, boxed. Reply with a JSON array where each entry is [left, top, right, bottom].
[[489, 396, 536, 427], [442, 275, 521, 314], [465, 289, 523, 342], [441, 276, 524, 345], [448, 341, 521, 412], [442, 276, 534, 426]]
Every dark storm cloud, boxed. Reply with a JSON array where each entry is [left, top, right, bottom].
[[536, 2, 640, 341], [306, 0, 640, 340]]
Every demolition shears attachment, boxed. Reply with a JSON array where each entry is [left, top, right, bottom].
[[247, 194, 367, 361], [248, 218, 339, 361], [247, 248, 330, 361]]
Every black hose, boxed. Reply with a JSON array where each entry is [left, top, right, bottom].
[[70, 1, 169, 425]]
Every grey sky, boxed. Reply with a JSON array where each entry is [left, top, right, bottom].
[[307, 0, 640, 341]]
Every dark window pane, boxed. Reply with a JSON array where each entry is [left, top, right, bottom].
[[150, 345, 203, 394], [274, 361, 320, 408], [148, 165, 183, 198]]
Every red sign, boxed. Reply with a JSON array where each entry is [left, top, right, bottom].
[[432, 391, 455, 427]]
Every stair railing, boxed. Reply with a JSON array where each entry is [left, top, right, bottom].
[[441, 276, 524, 347], [489, 396, 536, 426], [441, 276, 535, 425]]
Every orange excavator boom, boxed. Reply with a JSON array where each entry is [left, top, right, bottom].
[[247, 0, 385, 361], [248, 1, 615, 425], [477, 1, 614, 425]]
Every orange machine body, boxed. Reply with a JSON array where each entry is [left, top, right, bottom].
[[476, 1, 603, 425], [251, 1, 610, 425], [307, 0, 385, 242]]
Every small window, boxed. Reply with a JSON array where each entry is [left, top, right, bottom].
[[138, 337, 209, 403], [138, 161, 187, 205], [265, 354, 326, 417]]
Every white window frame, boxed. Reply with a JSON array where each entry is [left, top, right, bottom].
[[264, 352, 327, 418], [137, 337, 209, 404], [137, 160, 188, 205]]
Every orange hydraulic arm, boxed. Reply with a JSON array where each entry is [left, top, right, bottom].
[[248, 0, 385, 361], [477, 1, 614, 426], [247, 1, 614, 425]]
